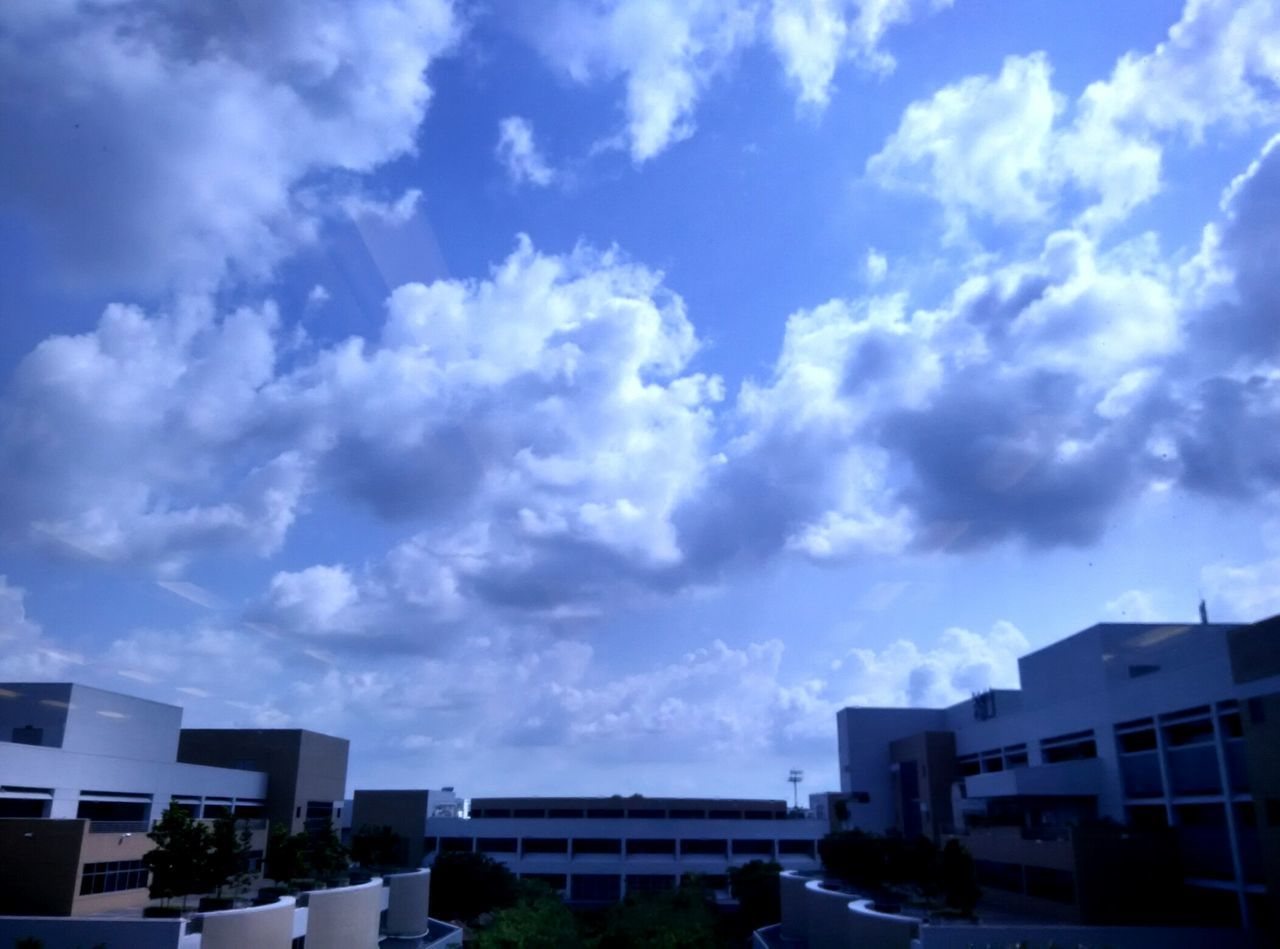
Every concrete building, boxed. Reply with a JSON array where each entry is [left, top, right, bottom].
[[423, 795, 827, 903], [0, 682, 351, 917], [349, 788, 463, 866], [0, 683, 269, 916], [834, 617, 1280, 931], [177, 728, 349, 835]]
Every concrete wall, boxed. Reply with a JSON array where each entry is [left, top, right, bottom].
[[0, 819, 85, 916], [352, 790, 428, 866], [919, 924, 1249, 948], [303, 878, 383, 949], [178, 729, 348, 833], [837, 707, 948, 834], [385, 869, 431, 937], [0, 916, 183, 949], [199, 896, 296, 949], [778, 871, 810, 941]]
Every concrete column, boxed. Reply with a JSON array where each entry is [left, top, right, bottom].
[[200, 896, 295, 949], [1212, 712, 1249, 928], [385, 869, 430, 938], [304, 878, 383, 949]]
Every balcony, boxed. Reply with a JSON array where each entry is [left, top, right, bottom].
[[964, 758, 1103, 799]]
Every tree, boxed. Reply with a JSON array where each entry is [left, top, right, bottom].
[[429, 851, 520, 923], [472, 880, 582, 948], [206, 814, 254, 898], [351, 824, 405, 869], [306, 824, 350, 883], [728, 860, 782, 935], [265, 822, 311, 887], [595, 884, 717, 949], [144, 806, 212, 911], [940, 839, 980, 916]]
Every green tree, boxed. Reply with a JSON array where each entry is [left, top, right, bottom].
[[206, 814, 254, 898], [429, 851, 520, 923], [351, 824, 405, 869], [264, 822, 311, 887], [940, 839, 980, 915], [728, 859, 782, 935], [472, 880, 582, 948], [306, 824, 350, 883], [595, 884, 717, 949], [144, 806, 213, 910]]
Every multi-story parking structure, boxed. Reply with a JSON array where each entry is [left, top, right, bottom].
[[422, 795, 826, 903]]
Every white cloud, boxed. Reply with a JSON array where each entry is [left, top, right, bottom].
[[833, 620, 1029, 707], [864, 248, 888, 283], [496, 116, 555, 187], [867, 53, 1065, 235], [0, 576, 85, 679], [769, 0, 950, 106], [261, 566, 366, 635], [1202, 558, 1280, 621], [869, 1, 1280, 236], [526, 0, 950, 162], [1105, 589, 1162, 622], [0, 0, 459, 291]]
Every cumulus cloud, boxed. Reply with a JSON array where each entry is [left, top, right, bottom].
[[0, 0, 459, 291], [0, 576, 85, 679], [1105, 589, 1162, 622], [1202, 557, 1280, 621], [869, 0, 1280, 236], [833, 620, 1029, 707], [497, 116, 556, 186], [524, 0, 946, 162], [770, 0, 950, 106]]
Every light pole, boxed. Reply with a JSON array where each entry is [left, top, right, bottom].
[[788, 769, 804, 811]]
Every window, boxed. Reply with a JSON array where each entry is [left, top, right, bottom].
[[513, 808, 545, 818], [708, 809, 741, 819], [1040, 730, 1097, 763], [680, 838, 727, 855], [778, 839, 815, 856], [548, 808, 583, 818], [626, 808, 663, 818], [627, 838, 675, 855], [439, 836, 473, 852], [1117, 726, 1157, 753], [626, 874, 675, 892], [1163, 716, 1213, 747], [523, 837, 568, 854], [523, 873, 566, 891], [732, 839, 773, 856], [573, 837, 621, 854], [80, 860, 148, 896], [669, 808, 704, 819], [477, 837, 518, 853], [570, 873, 621, 902], [586, 808, 623, 818]]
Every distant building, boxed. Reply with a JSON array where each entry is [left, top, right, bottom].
[[349, 788, 464, 865], [419, 794, 826, 903], [0, 682, 349, 917], [177, 727, 349, 836], [835, 617, 1280, 930]]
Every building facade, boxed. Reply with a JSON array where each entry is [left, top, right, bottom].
[[835, 617, 1280, 930], [0, 682, 351, 916], [422, 795, 827, 903], [177, 728, 350, 835]]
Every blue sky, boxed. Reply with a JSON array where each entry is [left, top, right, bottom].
[[2, 0, 1279, 800]]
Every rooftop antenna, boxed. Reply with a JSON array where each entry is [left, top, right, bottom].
[[788, 769, 804, 810], [1199, 598, 1209, 625]]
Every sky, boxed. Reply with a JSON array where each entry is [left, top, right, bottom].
[[1, 0, 1279, 802]]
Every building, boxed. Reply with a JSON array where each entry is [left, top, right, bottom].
[[0, 683, 270, 916], [177, 727, 349, 835], [422, 795, 827, 903], [0, 682, 351, 917], [834, 617, 1280, 931], [349, 788, 464, 865]]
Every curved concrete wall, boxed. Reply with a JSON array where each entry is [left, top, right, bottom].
[[199, 895, 296, 949], [805, 880, 859, 949], [779, 870, 810, 941], [304, 878, 383, 949], [847, 898, 918, 949], [385, 868, 431, 937]]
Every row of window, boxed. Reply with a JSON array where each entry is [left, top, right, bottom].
[[1116, 702, 1250, 799], [428, 836, 817, 857], [470, 807, 784, 820], [519, 872, 731, 899], [79, 860, 148, 896], [960, 700, 1250, 780]]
